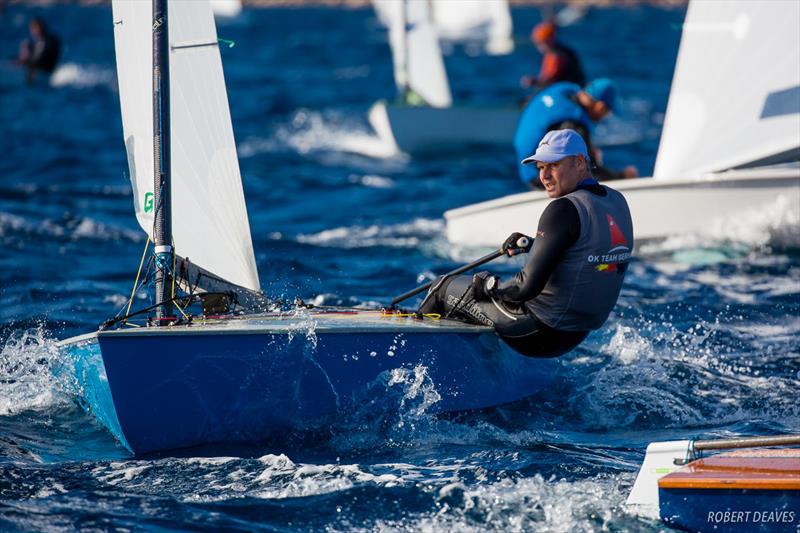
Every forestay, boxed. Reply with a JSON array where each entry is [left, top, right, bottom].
[[653, 1, 800, 180], [112, 0, 260, 292], [431, 0, 514, 55], [372, 0, 452, 108]]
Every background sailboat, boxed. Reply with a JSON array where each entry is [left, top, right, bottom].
[[445, 0, 800, 247], [430, 0, 514, 56], [56, 0, 558, 456], [368, 0, 521, 155]]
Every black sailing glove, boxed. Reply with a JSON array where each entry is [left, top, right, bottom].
[[471, 271, 498, 302], [501, 232, 533, 256]]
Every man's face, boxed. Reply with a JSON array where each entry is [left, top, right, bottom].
[[536, 156, 586, 198], [30, 21, 43, 38]]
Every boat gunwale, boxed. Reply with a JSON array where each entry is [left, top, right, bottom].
[[57, 314, 494, 345]]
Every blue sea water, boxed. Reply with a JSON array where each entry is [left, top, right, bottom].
[[1, 3, 799, 531]]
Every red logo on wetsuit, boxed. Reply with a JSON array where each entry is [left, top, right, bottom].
[[607, 214, 628, 248], [592, 214, 631, 272]]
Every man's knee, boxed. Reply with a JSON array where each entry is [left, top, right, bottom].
[[416, 275, 454, 315]]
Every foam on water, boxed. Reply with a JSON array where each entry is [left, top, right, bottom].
[[348, 173, 395, 189], [639, 195, 800, 260], [87, 454, 409, 502], [296, 218, 443, 249], [238, 109, 403, 160], [0, 211, 142, 243], [376, 473, 645, 533], [0, 327, 66, 416], [568, 316, 800, 432], [49, 63, 116, 91]]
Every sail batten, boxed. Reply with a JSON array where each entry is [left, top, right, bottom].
[[112, 0, 260, 292]]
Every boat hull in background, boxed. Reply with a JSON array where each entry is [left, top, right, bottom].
[[368, 100, 519, 155], [444, 166, 800, 248], [58, 311, 557, 454]]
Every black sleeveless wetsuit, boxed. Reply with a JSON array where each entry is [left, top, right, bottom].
[[418, 181, 633, 357]]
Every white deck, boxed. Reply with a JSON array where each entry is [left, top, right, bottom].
[[58, 310, 492, 345]]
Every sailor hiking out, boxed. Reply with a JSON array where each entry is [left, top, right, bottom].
[[419, 129, 634, 357]]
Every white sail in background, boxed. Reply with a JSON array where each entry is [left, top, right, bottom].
[[112, 0, 260, 292], [431, 0, 514, 55], [373, 0, 452, 108], [654, 1, 800, 180]]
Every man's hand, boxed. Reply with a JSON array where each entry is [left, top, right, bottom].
[[471, 271, 498, 302], [501, 232, 533, 256]]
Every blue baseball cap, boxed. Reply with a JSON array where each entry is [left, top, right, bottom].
[[521, 129, 589, 165], [584, 78, 617, 111]]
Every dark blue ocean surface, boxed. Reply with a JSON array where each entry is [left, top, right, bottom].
[[1, 4, 799, 531]]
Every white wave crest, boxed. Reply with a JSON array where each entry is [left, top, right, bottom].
[[0, 211, 142, 243], [377, 473, 644, 532], [569, 319, 800, 430], [50, 63, 116, 91], [348, 173, 395, 189], [0, 328, 65, 416], [297, 218, 443, 249], [252, 453, 404, 499], [239, 109, 402, 160], [90, 453, 407, 502], [639, 194, 800, 259]]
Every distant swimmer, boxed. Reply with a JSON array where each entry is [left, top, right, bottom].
[[521, 21, 586, 91], [16, 17, 61, 84], [514, 78, 639, 188], [419, 129, 634, 358]]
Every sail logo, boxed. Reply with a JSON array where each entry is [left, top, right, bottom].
[[587, 214, 630, 272], [143, 192, 154, 213]]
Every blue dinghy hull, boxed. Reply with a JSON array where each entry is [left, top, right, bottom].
[[58, 311, 557, 454]]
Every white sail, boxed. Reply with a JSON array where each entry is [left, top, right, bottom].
[[112, 0, 260, 291], [653, 1, 800, 180], [373, 0, 452, 108], [431, 0, 514, 55]]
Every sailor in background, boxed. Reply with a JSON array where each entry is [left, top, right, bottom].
[[418, 130, 633, 358], [520, 21, 586, 90], [514, 78, 639, 188], [16, 17, 61, 84]]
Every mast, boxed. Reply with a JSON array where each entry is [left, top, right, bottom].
[[152, 0, 173, 321], [399, 0, 408, 100]]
